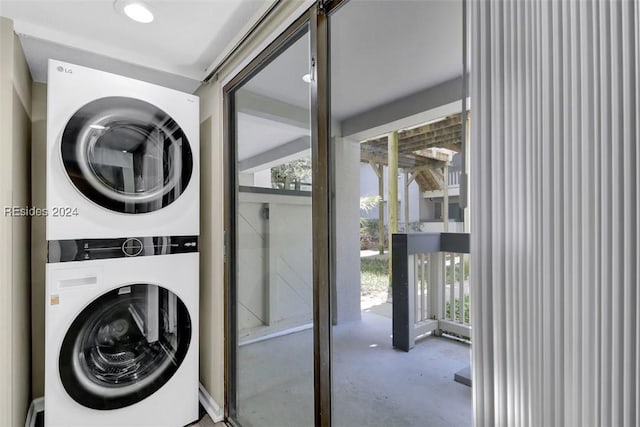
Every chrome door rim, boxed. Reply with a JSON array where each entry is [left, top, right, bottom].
[[60, 96, 194, 214], [58, 284, 192, 410], [73, 107, 182, 204]]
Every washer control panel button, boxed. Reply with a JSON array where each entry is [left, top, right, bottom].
[[122, 238, 144, 257]]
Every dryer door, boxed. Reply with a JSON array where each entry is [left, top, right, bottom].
[[60, 97, 193, 213], [59, 284, 192, 410]]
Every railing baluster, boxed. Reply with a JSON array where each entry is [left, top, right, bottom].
[[421, 254, 427, 320], [457, 253, 464, 323], [448, 253, 456, 321], [413, 254, 422, 322], [466, 255, 470, 325], [440, 253, 445, 321]]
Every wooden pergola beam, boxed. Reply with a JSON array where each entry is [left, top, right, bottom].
[[366, 126, 462, 148], [399, 135, 462, 153], [360, 112, 468, 197], [361, 149, 447, 169], [363, 114, 464, 146], [365, 133, 461, 149], [428, 168, 445, 189]]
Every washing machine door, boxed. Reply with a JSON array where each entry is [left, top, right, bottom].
[[60, 97, 193, 213], [58, 284, 192, 410]]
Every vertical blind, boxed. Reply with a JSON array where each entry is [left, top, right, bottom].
[[470, 1, 638, 426]]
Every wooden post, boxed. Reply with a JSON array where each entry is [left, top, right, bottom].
[[388, 131, 399, 291], [369, 162, 385, 255]]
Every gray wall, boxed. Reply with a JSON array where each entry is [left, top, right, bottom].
[[0, 17, 33, 427], [334, 138, 362, 323]]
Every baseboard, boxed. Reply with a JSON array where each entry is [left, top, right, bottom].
[[198, 383, 224, 423], [25, 397, 44, 427]]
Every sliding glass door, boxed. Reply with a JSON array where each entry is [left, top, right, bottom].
[[225, 2, 469, 426], [327, 1, 471, 426], [226, 16, 315, 427]]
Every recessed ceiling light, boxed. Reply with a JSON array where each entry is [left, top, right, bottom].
[[302, 73, 312, 83], [114, 0, 154, 24]]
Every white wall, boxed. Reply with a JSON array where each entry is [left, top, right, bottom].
[[0, 17, 33, 427], [237, 191, 313, 335], [253, 169, 272, 188], [238, 172, 254, 186], [359, 163, 380, 199], [419, 195, 435, 221]]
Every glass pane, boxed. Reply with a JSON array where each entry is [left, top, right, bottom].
[[232, 26, 313, 427], [61, 97, 193, 213], [329, 1, 471, 426], [59, 284, 191, 410]]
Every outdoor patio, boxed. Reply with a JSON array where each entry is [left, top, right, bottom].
[[236, 306, 472, 427]]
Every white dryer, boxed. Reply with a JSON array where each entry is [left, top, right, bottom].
[[46, 60, 199, 240], [45, 245, 199, 427]]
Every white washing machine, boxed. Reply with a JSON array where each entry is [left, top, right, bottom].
[[45, 244, 199, 427], [46, 59, 199, 240]]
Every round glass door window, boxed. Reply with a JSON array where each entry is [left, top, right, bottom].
[[61, 97, 193, 213], [59, 284, 191, 410]]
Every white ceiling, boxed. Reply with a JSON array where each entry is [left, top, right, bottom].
[[331, 0, 462, 120], [237, 112, 308, 162], [243, 31, 311, 112], [0, 0, 271, 92], [238, 31, 311, 167], [1, 0, 463, 170], [1, 0, 462, 112], [240, 0, 462, 122]]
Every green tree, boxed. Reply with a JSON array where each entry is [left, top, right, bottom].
[[271, 158, 312, 189]]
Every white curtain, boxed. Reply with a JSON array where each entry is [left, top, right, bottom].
[[470, 1, 639, 426]]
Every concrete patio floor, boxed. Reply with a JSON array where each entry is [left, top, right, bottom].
[[236, 307, 471, 427]]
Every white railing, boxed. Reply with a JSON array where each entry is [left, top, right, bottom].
[[391, 233, 471, 351], [448, 169, 462, 186], [439, 252, 471, 339], [411, 253, 439, 341]]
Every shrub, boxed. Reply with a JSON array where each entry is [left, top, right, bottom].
[[445, 295, 470, 324]]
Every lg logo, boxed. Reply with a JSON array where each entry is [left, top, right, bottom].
[[56, 65, 72, 74]]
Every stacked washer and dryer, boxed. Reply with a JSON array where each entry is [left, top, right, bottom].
[[45, 60, 200, 427]]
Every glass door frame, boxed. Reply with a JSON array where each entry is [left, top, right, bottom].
[[223, 1, 350, 426]]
